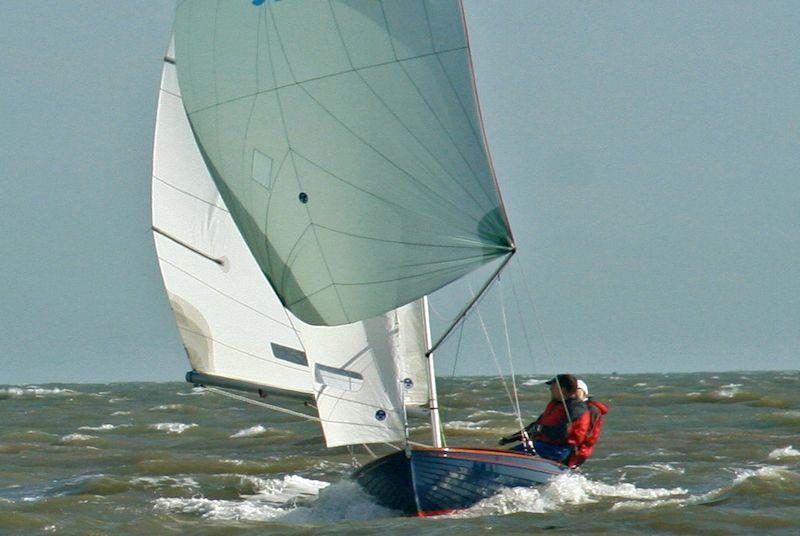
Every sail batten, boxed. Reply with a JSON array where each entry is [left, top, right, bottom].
[[174, 0, 513, 326]]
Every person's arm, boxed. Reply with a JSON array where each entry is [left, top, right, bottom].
[[498, 415, 542, 445]]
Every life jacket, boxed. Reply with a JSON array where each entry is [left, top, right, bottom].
[[566, 398, 609, 467], [535, 398, 589, 446]]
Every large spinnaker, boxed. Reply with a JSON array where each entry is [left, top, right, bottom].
[[173, 0, 514, 326], [151, 39, 312, 400]]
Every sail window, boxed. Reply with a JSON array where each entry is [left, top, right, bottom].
[[270, 343, 308, 366], [314, 363, 363, 392], [251, 150, 273, 191]]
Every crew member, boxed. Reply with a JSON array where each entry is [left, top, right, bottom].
[[567, 379, 609, 467], [499, 374, 590, 465]]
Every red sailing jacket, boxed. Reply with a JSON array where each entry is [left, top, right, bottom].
[[566, 399, 609, 467], [534, 398, 591, 449]]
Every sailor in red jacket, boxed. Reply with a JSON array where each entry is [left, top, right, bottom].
[[499, 374, 590, 465], [567, 379, 609, 467]]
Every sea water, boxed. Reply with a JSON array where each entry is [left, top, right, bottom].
[[1, 371, 798, 534]]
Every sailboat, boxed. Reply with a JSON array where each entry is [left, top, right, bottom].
[[152, 0, 567, 517]]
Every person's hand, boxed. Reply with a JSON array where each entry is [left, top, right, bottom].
[[498, 436, 511, 445]]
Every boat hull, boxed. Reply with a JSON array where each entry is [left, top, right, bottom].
[[353, 447, 567, 516]]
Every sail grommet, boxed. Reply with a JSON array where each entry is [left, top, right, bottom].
[[402, 378, 414, 390], [298, 192, 308, 204], [375, 409, 387, 421]]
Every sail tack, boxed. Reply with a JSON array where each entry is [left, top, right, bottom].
[[173, 0, 514, 326], [152, 39, 312, 399]]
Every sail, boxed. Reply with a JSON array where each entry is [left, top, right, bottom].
[[295, 300, 427, 448], [173, 0, 514, 326], [151, 38, 312, 399]]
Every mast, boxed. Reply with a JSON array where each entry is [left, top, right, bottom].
[[422, 296, 443, 448]]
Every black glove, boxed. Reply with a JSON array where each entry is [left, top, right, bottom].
[[498, 436, 512, 445]]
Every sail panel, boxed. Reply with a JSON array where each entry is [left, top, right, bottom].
[[296, 300, 427, 448], [152, 45, 312, 398], [174, 0, 513, 326]]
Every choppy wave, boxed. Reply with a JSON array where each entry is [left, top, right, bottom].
[[768, 446, 800, 460], [0, 387, 77, 399], [60, 434, 96, 443], [78, 424, 119, 431], [153, 475, 391, 523], [462, 473, 687, 516], [230, 425, 267, 438], [149, 423, 198, 434]]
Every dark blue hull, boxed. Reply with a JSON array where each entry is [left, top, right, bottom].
[[353, 447, 567, 516]]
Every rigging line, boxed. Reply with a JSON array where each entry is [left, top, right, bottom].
[[156, 256, 295, 331], [427, 251, 514, 357], [498, 275, 527, 435], [449, 318, 466, 378], [469, 280, 518, 416], [509, 260, 539, 374], [205, 386, 320, 422], [515, 259, 572, 424]]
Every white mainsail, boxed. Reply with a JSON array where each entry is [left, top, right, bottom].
[[151, 39, 312, 400]]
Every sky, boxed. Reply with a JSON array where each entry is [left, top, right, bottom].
[[1, 1, 798, 384]]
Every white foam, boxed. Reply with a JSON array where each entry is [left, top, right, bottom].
[[445, 420, 491, 430], [0, 387, 76, 397], [177, 387, 206, 396], [111, 411, 131, 416], [768, 446, 800, 460], [153, 475, 391, 523], [148, 404, 184, 411], [132, 476, 199, 489], [521, 378, 548, 387], [60, 433, 96, 443], [634, 383, 648, 387], [460, 473, 688, 517], [230, 425, 267, 438], [79, 424, 117, 431], [150, 422, 198, 434], [715, 384, 742, 398]]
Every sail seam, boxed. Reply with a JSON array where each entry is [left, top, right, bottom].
[[288, 149, 482, 239], [183, 47, 468, 116], [266, 4, 350, 321], [153, 175, 228, 213], [177, 323, 308, 373], [157, 256, 296, 331], [295, 84, 481, 227], [310, 222, 503, 250]]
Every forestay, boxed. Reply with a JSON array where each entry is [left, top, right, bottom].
[[173, 0, 514, 326], [152, 38, 312, 399]]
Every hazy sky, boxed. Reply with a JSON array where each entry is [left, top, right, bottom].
[[1, 1, 798, 384]]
